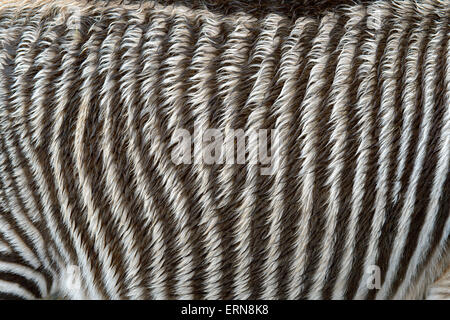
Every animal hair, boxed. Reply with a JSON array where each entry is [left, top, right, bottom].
[[0, 0, 448, 300]]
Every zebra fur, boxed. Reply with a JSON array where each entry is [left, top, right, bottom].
[[0, 0, 448, 299]]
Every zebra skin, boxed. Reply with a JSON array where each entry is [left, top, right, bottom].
[[0, 0, 448, 300]]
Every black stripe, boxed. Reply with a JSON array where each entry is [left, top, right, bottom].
[[163, 13, 209, 299], [322, 10, 368, 299], [49, 15, 112, 299], [371, 4, 417, 299], [0, 293, 27, 300], [0, 271, 40, 299], [248, 16, 291, 300], [212, 19, 254, 299], [378, 11, 430, 299], [251, 15, 293, 300], [300, 12, 348, 300], [137, 15, 184, 299], [132, 11, 175, 299], [0, 252, 50, 298], [98, 10, 147, 298], [0, 135, 44, 270], [189, 19, 231, 299], [276, 18, 319, 299], [118, 8, 157, 300], [345, 7, 391, 299], [414, 171, 450, 295], [409, 13, 450, 293], [22, 12, 79, 268], [365, 10, 409, 301], [239, 17, 278, 300], [388, 14, 448, 299]]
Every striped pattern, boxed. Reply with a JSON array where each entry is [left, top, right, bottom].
[[0, 0, 449, 299]]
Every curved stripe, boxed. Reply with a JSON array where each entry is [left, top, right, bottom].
[[259, 16, 309, 299], [377, 13, 441, 299], [355, 4, 399, 299], [390, 18, 450, 299], [0, 0, 447, 300], [0, 237, 12, 255], [138, 14, 196, 299], [184, 15, 228, 299], [49, 14, 106, 299], [3, 14, 59, 273], [0, 261, 47, 297], [159, 13, 209, 299], [309, 6, 364, 300], [0, 279, 35, 300], [250, 14, 291, 299], [23, 10, 77, 272], [96, 10, 147, 299], [0, 134, 49, 269], [119, 12, 170, 300], [0, 215, 39, 269], [287, 13, 337, 300], [214, 18, 256, 299]]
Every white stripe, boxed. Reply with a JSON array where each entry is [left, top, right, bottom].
[[259, 16, 307, 299], [22, 12, 74, 269], [287, 13, 336, 300], [333, 5, 381, 299], [50, 23, 105, 300], [0, 216, 40, 269], [391, 4, 423, 205], [310, 7, 365, 300], [98, 17, 147, 300], [389, 20, 450, 299], [0, 279, 35, 299], [185, 16, 229, 299], [140, 15, 195, 299], [3, 17, 56, 271], [0, 261, 48, 296], [405, 216, 450, 300], [0, 19, 42, 271], [0, 147, 45, 269], [355, 5, 402, 299], [121, 17, 169, 300], [214, 18, 255, 299], [376, 16, 442, 299]]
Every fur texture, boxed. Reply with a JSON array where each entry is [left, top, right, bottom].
[[0, 0, 448, 299]]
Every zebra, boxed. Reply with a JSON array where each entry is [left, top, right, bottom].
[[0, 0, 448, 300]]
